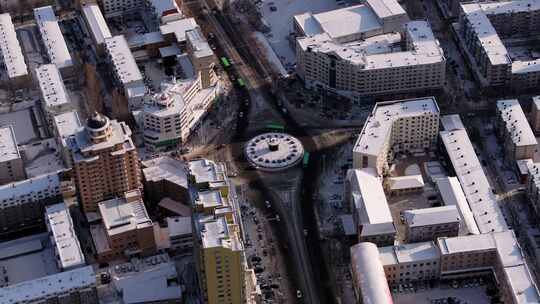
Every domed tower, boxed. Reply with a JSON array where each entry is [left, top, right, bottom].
[[86, 112, 112, 144]]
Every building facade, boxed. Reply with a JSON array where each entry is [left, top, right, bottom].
[[0, 125, 25, 185], [403, 206, 461, 242], [68, 112, 141, 213], [530, 96, 540, 134], [36, 64, 73, 121], [0, 13, 29, 88], [141, 156, 190, 204]]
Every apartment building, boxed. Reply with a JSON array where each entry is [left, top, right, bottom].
[[81, 3, 111, 52], [0, 125, 25, 185], [403, 206, 461, 242], [0, 266, 98, 304], [347, 168, 396, 246], [435, 176, 480, 235], [68, 112, 141, 213], [0, 171, 62, 236], [378, 241, 440, 285], [53, 111, 82, 167], [167, 216, 193, 252], [0, 13, 29, 88], [146, 0, 182, 24], [104, 35, 146, 109], [141, 156, 190, 204], [45, 202, 85, 271], [458, 1, 540, 88], [90, 190, 156, 262], [36, 64, 73, 121], [495, 99, 537, 164], [350, 242, 393, 304], [531, 96, 540, 134], [295, 1, 445, 100], [98, 0, 144, 18], [352, 97, 440, 175], [34, 6, 73, 75], [526, 162, 540, 218]]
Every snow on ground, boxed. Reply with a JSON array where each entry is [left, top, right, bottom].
[[253, 31, 288, 77], [259, 0, 345, 65], [0, 109, 38, 144], [22, 138, 66, 177], [404, 164, 421, 176]]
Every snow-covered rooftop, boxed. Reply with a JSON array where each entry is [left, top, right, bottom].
[[99, 190, 152, 236], [435, 176, 480, 235], [45, 203, 85, 270], [496, 99, 537, 147], [403, 205, 461, 228], [197, 214, 242, 250], [0, 125, 20, 163], [378, 241, 439, 265], [188, 158, 226, 185], [0, 171, 61, 205], [141, 156, 189, 190], [388, 174, 424, 191], [53, 111, 81, 146], [366, 0, 406, 20], [34, 6, 73, 69], [0, 13, 28, 79], [0, 265, 95, 303], [104, 35, 143, 85], [439, 116, 508, 234], [440, 114, 465, 131], [159, 18, 198, 42], [186, 28, 213, 59], [81, 3, 111, 45], [354, 97, 439, 157], [149, 0, 181, 18], [166, 216, 192, 237], [36, 64, 71, 111]]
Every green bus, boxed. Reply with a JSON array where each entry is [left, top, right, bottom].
[[220, 57, 230, 68], [237, 78, 246, 88], [266, 123, 285, 132], [303, 152, 310, 167]]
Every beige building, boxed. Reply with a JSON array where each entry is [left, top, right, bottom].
[[68, 112, 141, 213], [530, 96, 540, 134], [295, 1, 445, 100], [90, 190, 156, 262], [495, 99, 537, 164], [0, 125, 25, 185], [350, 242, 393, 304], [353, 97, 440, 175], [378, 241, 440, 285], [403, 206, 461, 242]]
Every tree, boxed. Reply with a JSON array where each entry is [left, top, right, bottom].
[[84, 63, 104, 114]]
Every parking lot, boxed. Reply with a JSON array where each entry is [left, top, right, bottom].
[[393, 279, 491, 304]]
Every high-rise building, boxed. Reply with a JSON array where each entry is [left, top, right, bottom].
[[68, 112, 141, 213], [0, 125, 25, 185]]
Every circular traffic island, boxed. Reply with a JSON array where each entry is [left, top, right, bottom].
[[245, 132, 304, 172]]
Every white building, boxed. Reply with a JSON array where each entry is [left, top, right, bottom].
[[81, 3, 112, 49], [347, 168, 395, 246], [350, 242, 393, 304], [0, 13, 29, 87], [295, 1, 445, 100], [435, 176, 480, 235], [403, 205, 461, 242], [378, 241, 440, 284], [0, 265, 98, 304], [98, 0, 145, 18], [0, 171, 62, 236], [167, 216, 193, 252], [36, 64, 73, 121], [34, 6, 73, 74], [104, 35, 146, 109], [496, 99, 537, 163], [353, 97, 440, 175], [0, 125, 25, 185], [439, 115, 508, 234], [45, 202, 85, 271], [53, 111, 82, 167]]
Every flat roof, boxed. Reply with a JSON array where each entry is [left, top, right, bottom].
[[53, 111, 81, 145], [149, 0, 181, 18], [0, 125, 20, 163], [104, 35, 143, 85], [366, 0, 406, 20], [45, 203, 85, 269], [439, 115, 508, 234], [440, 114, 465, 131], [188, 158, 226, 185], [34, 6, 73, 69], [497, 99, 537, 147], [0, 171, 61, 203], [141, 156, 188, 190], [36, 64, 71, 111], [388, 174, 424, 191], [0, 13, 28, 79], [378, 241, 439, 265], [186, 28, 213, 59], [159, 18, 198, 42], [354, 97, 439, 157], [197, 214, 242, 250], [435, 176, 480, 235], [0, 266, 95, 303], [166, 216, 192, 237], [99, 190, 152, 235], [403, 205, 461, 228], [312, 4, 381, 41], [349, 168, 392, 225], [81, 3, 111, 45]]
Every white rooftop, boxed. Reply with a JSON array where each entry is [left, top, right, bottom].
[[149, 0, 181, 18], [36, 64, 71, 111], [388, 174, 424, 191], [0, 171, 61, 204], [186, 28, 213, 59], [0, 266, 96, 303], [34, 6, 73, 69], [45, 203, 85, 270], [81, 3, 111, 45], [311, 4, 380, 40], [188, 158, 225, 185], [439, 115, 508, 234], [0, 125, 20, 163], [53, 111, 81, 145], [159, 18, 198, 42], [378, 241, 439, 265], [435, 177, 480, 235], [166, 216, 192, 237], [198, 215, 242, 251], [497, 99, 537, 147], [0, 13, 28, 79], [99, 191, 152, 235], [403, 205, 461, 228], [141, 156, 188, 190], [354, 97, 439, 157], [440, 114, 465, 131], [104, 35, 143, 85], [366, 0, 406, 20]]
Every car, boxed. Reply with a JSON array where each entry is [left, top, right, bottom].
[[254, 267, 264, 274], [265, 201, 271, 208], [296, 290, 303, 298], [251, 256, 262, 263], [269, 6, 277, 11]]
